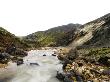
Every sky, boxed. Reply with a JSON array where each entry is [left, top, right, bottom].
[[0, 0, 110, 36]]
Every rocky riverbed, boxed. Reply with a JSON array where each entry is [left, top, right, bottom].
[[0, 49, 63, 82], [0, 47, 110, 82], [57, 48, 110, 82]]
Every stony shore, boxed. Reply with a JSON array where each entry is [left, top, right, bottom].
[[56, 48, 110, 82], [0, 47, 110, 82]]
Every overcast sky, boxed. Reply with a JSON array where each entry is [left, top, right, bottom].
[[0, 0, 110, 36]]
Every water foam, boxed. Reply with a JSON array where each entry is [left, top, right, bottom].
[[0, 50, 62, 82]]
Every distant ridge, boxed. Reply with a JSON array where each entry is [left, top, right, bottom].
[[22, 23, 81, 47]]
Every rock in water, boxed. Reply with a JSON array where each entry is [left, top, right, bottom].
[[43, 54, 46, 56], [17, 59, 23, 66], [0, 53, 10, 64], [64, 76, 73, 82], [30, 63, 39, 66], [56, 72, 65, 81], [52, 54, 56, 56]]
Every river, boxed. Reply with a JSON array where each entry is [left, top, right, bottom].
[[0, 49, 63, 82]]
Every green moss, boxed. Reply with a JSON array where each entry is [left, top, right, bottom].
[[86, 48, 110, 58], [23, 29, 76, 47]]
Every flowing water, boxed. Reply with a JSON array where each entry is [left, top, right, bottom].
[[0, 50, 62, 82]]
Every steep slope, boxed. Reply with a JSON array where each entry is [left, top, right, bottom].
[[0, 27, 29, 50], [23, 23, 81, 47], [60, 13, 110, 82], [69, 13, 110, 48]]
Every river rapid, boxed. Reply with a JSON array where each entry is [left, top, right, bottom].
[[0, 49, 63, 82]]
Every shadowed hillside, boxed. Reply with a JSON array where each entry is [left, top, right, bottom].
[[0, 27, 30, 51]]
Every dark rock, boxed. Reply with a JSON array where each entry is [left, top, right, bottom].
[[102, 69, 110, 75], [30, 63, 39, 66], [82, 58, 88, 63], [98, 56, 109, 66], [52, 54, 56, 56], [17, 59, 23, 66], [67, 49, 78, 61], [43, 54, 46, 56], [57, 55, 64, 60], [63, 58, 72, 70], [56, 71, 65, 81], [76, 75, 83, 82], [0, 53, 10, 59], [77, 63, 83, 67], [0, 53, 10, 64], [6, 44, 27, 57], [14, 49, 27, 57], [64, 76, 73, 82]]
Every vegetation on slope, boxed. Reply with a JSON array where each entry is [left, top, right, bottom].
[[69, 13, 110, 48], [0, 27, 28, 65], [0, 27, 30, 50], [58, 13, 110, 82], [23, 23, 81, 47]]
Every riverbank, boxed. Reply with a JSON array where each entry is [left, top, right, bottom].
[[57, 48, 110, 82], [0, 49, 63, 82]]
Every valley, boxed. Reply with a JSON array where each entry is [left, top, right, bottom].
[[0, 13, 110, 82]]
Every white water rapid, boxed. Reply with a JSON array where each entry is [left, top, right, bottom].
[[0, 49, 63, 82]]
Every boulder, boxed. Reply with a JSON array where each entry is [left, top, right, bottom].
[[17, 58, 23, 66], [98, 56, 110, 66], [14, 49, 27, 57], [56, 72, 65, 81], [52, 54, 56, 56], [64, 76, 73, 82], [75, 75, 83, 82], [102, 69, 110, 75], [0, 53, 10, 64], [0, 53, 10, 59], [30, 63, 39, 66], [43, 54, 46, 56]]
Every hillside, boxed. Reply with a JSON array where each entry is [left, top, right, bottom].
[[69, 13, 110, 49], [0, 27, 29, 50], [59, 13, 110, 81], [0, 13, 110, 81], [23, 23, 81, 47]]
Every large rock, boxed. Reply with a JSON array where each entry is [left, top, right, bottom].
[[14, 49, 27, 57], [102, 69, 110, 75], [98, 56, 110, 66], [56, 72, 65, 81], [16, 58, 24, 66], [30, 63, 39, 66], [0, 53, 10, 64], [0, 44, 27, 64]]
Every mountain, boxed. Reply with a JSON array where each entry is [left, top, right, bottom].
[[59, 13, 110, 81], [67, 13, 110, 66], [23, 23, 81, 47], [69, 13, 110, 49], [0, 27, 29, 51]]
